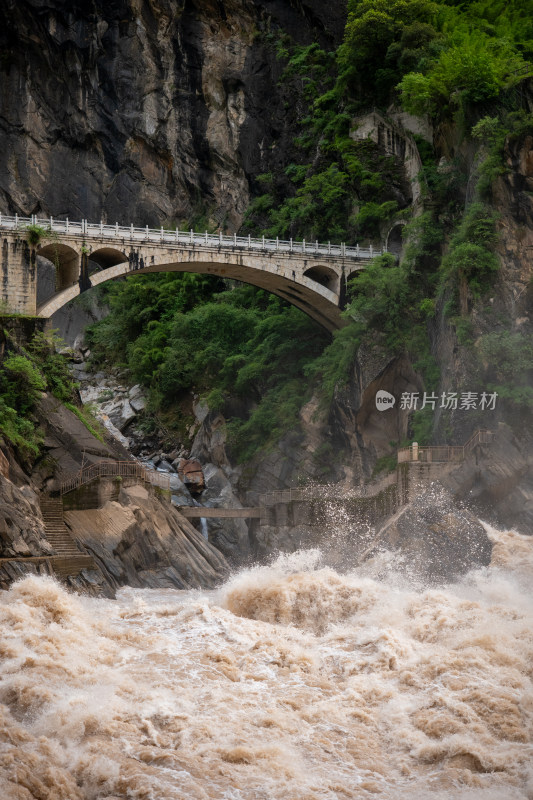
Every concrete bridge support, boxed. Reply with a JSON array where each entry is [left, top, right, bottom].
[[1, 234, 37, 315]]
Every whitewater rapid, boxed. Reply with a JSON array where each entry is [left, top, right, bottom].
[[1, 525, 532, 799]]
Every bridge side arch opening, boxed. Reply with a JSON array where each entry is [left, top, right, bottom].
[[303, 265, 340, 294], [88, 247, 128, 271], [37, 242, 80, 294], [344, 266, 365, 296]]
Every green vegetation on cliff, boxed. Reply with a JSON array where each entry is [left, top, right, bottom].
[[0, 329, 101, 464], [86, 277, 328, 461], [86, 0, 533, 455]]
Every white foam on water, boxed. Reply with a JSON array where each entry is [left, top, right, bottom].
[[0, 525, 532, 799]]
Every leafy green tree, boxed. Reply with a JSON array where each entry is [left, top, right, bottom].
[[341, 0, 438, 102], [1, 355, 46, 413], [399, 31, 530, 116], [440, 203, 499, 312]]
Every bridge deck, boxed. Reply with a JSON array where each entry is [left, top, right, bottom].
[[0, 214, 381, 261]]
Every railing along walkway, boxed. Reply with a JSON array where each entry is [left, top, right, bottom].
[[259, 470, 398, 508], [397, 429, 494, 464], [0, 214, 382, 261], [61, 460, 171, 495], [261, 430, 495, 506], [178, 507, 262, 519]]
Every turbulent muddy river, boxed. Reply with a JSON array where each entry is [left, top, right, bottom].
[[1, 525, 533, 799]]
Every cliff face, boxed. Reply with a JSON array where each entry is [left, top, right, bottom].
[[1, 0, 533, 563], [0, 0, 345, 229]]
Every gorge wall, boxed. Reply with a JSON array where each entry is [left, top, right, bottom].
[[0, 0, 345, 229]]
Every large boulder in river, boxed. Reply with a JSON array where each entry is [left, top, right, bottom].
[[370, 485, 493, 582], [177, 458, 205, 494]]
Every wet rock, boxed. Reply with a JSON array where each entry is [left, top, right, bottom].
[[169, 474, 190, 494], [203, 463, 240, 504], [58, 345, 76, 359], [64, 484, 229, 591], [130, 395, 147, 413], [79, 385, 105, 404], [109, 400, 136, 432], [119, 404, 137, 431], [191, 408, 229, 467], [171, 452, 187, 470], [372, 486, 493, 582], [99, 415, 131, 449], [72, 368, 90, 382], [158, 459, 174, 472], [171, 493, 194, 507], [0, 478, 51, 562], [129, 384, 144, 400], [441, 423, 533, 534], [199, 463, 250, 563]]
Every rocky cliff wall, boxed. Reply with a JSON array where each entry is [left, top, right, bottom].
[[0, 0, 345, 229], [64, 483, 229, 591]]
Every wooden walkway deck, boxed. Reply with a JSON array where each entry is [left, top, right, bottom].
[[177, 507, 262, 519]]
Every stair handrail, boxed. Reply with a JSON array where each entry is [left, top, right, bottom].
[[463, 428, 494, 452]]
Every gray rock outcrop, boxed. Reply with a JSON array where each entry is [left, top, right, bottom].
[[200, 463, 250, 563], [441, 423, 533, 533], [64, 484, 229, 591], [0, 479, 50, 559], [371, 486, 493, 582]]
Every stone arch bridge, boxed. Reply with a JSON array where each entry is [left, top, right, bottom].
[[0, 215, 383, 331]]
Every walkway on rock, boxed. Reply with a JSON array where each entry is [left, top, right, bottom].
[[0, 498, 96, 581], [259, 430, 495, 525], [56, 430, 495, 530]]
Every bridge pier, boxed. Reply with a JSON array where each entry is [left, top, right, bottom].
[[1, 234, 37, 315], [79, 250, 91, 294]]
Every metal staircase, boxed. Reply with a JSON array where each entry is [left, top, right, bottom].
[[39, 495, 95, 578]]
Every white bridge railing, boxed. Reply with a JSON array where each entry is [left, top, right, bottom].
[[0, 214, 383, 261]]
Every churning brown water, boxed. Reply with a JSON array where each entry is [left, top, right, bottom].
[[1, 524, 533, 799]]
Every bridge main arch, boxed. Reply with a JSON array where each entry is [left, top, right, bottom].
[[37, 247, 349, 332]]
